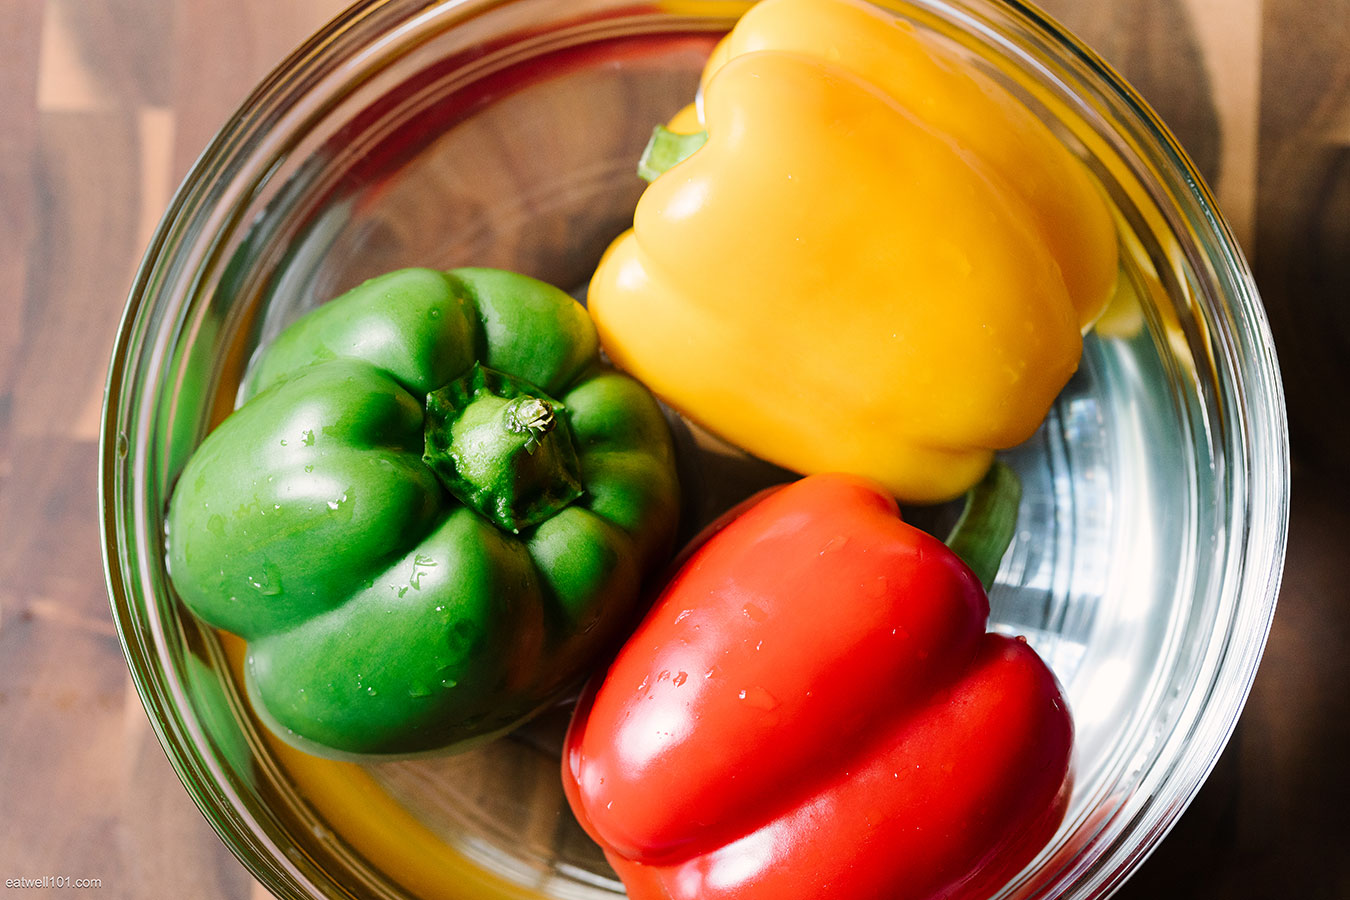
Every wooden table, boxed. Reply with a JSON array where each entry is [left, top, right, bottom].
[[1, 1, 1346, 897]]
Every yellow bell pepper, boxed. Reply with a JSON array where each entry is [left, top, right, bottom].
[[588, 0, 1118, 502]]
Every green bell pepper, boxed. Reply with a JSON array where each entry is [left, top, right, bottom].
[[166, 267, 680, 758]]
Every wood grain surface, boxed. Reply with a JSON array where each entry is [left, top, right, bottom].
[[1, 1, 1347, 898]]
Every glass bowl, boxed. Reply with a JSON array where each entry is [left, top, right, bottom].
[[100, 1, 1290, 898]]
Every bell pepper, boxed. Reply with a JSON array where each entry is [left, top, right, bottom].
[[562, 472, 1073, 900], [588, 0, 1118, 503], [166, 267, 680, 757]]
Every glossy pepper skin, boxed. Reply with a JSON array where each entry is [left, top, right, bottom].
[[166, 267, 679, 758], [589, 0, 1119, 503], [563, 473, 1073, 900]]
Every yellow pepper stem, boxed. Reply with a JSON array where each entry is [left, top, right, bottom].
[[638, 126, 709, 182]]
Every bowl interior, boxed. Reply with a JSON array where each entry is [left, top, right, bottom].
[[102, 1, 1288, 899]]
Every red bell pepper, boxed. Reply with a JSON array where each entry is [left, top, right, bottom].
[[562, 472, 1073, 900]]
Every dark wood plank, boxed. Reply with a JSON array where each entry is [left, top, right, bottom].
[[0, 0, 45, 397], [0, 3, 323, 896], [9, 112, 137, 444], [1038, 0, 1264, 251], [169, 0, 349, 180], [0, 591, 130, 891], [41, 0, 173, 110], [1039, 0, 1222, 186], [1255, 0, 1350, 470]]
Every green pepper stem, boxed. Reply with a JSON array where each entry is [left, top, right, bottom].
[[638, 126, 709, 182], [506, 397, 556, 453], [423, 365, 585, 534], [944, 461, 1022, 592]]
